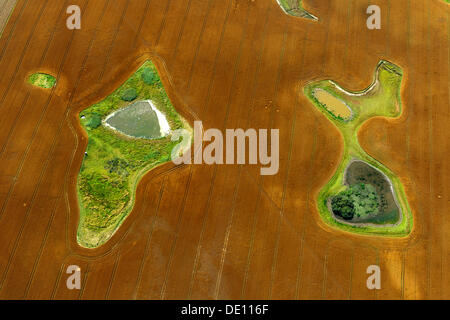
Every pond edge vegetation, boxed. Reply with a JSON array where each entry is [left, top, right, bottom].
[[76, 59, 193, 248], [304, 60, 413, 237]]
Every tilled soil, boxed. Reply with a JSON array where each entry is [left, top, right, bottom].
[[0, 0, 448, 300]]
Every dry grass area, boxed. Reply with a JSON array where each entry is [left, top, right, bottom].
[[313, 88, 352, 119], [0, 0, 449, 300]]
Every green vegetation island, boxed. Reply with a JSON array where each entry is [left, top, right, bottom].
[[77, 60, 191, 248], [28, 73, 56, 89], [276, 0, 318, 20], [304, 60, 413, 236]]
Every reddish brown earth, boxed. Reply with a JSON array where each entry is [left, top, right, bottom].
[[0, 0, 449, 299]]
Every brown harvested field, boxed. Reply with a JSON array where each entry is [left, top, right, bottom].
[[0, 0, 449, 300]]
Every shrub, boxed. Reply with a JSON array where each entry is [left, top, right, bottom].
[[105, 157, 130, 177], [331, 194, 355, 220], [331, 183, 380, 220], [86, 113, 102, 129], [142, 68, 158, 85], [121, 88, 137, 101]]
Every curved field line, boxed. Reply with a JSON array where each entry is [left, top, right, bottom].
[[187, 1, 252, 299], [22, 0, 111, 298], [0, 0, 92, 290], [153, 0, 172, 48], [0, 0, 67, 170], [62, 0, 127, 251], [401, 248, 406, 299], [0, 0, 28, 65], [348, 252, 354, 299], [65, 165, 190, 260], [0, 0, 47, 106], [290, 24, 313, 299], [320, 1, 332, 75], [132, 176, 166, 299], [241, 11, 290, 300], [50, 263, 65, 300], [212, 0, 273, 298], [105, 253, 120, 299], [98, 0, 130, 82], [386, 0, 391, 57], [0, 0, 68, 174], [321, 237, 355, 299], [0, 93, 29, 158], [131, 0, 152, 49], [387, 0, 407, 299], [77, 262, 90, 299], [61, 0, 208, 257], [186, 0, 214, 91], [240, 187, 262, 299], [242, 169, 282, 211], [159, 166, 193, 300], [0, 0, 71, 220], [160, 0, 234, 299], [425, 0, 433, 299], [23, 197, 60, 298], [267, 27, 291, 299], [283, 4, 350, 299], [170, 0, 193, 61], [320, 0, 393, 298], [341, 0, 352, 73], [201, 0, 233, 116], [445, 6, 450, 300], [65, 49, 201, 259], [295, 2, 351, 298]]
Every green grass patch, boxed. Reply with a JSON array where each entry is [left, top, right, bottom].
[[121, 88, 138, 101], [277, 0, 317, 20], [77, 60, 191, 248], [304, 60, 413, 237], [28, 73, 56, 89]]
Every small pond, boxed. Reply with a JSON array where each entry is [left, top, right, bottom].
[[104, 100, 170, 139], [331, 159, 401, 225]]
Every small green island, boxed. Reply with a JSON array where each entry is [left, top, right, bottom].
[[77, 60, 191, 248], [304, 60, 413, 236], [276, 0, 318, 20], [28, 72, 56, 89]]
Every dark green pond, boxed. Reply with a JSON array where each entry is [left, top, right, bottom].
[[332, 159, 400, 225], [105, 100, 163, 139]]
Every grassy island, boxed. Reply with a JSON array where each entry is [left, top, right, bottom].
[[28, 73, 56, 89], [276, 0, 318, 20], [304, 60, 413, 237], [77, 60, 191, 248]]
